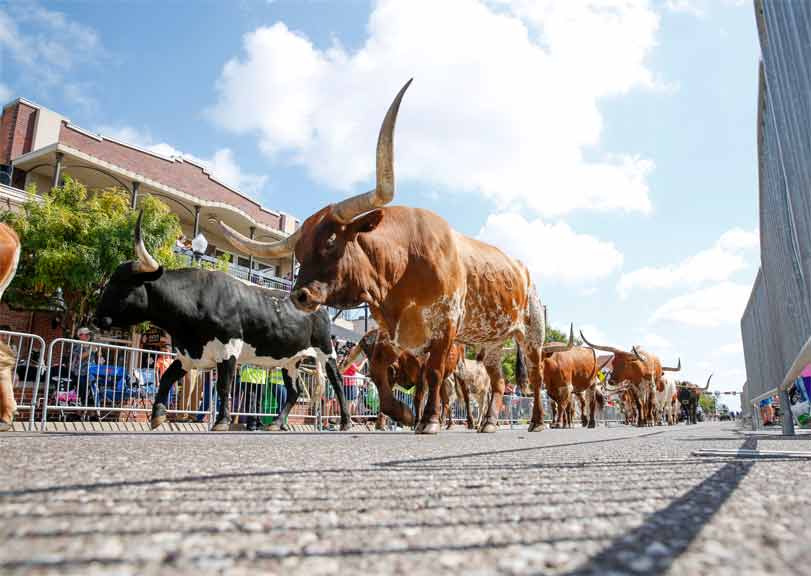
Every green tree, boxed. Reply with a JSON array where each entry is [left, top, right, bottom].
[[545, 325, 582, 345], [0, 177, 182, 333], [699, 393, 717, 415]]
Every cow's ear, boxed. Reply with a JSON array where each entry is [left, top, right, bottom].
[[138, 266, 165, 283], [348, 210, 383, 236]]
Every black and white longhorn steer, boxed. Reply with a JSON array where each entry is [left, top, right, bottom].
[[94, 214, 351, 431]]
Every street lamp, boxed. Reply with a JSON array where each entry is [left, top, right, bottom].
[[47, 287, 66, 330]]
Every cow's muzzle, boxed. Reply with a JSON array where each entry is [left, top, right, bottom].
[[291, 287, 321, 313]]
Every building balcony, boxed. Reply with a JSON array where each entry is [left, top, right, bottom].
[[173, 248, 293, 294]]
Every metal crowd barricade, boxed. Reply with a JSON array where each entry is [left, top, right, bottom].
[[0, 330, 47, 429], [29, 337, 627, 432], [226, 364, 288, 428], [320, 374, 381, 427], [41, 338, 214, 429]]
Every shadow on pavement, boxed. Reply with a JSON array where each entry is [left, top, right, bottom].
[[564, 436, 758, 576]]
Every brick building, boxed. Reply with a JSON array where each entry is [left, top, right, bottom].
[[0, 96, 300, 343]]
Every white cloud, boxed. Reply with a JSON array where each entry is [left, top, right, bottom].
[[0, 83, 11, 103], [651, 281, 752, 327], [617, 227, 758, 298], [477, 212, 623, 284], [0, 2, 102, 106], [209, 0, 662, 217], [640, 332, 672, 350], [96, 125, 268, 197]]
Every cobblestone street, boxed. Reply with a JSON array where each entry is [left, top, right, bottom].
[[1, 422, 809, 575]]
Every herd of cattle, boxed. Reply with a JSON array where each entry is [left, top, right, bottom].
[[88, 79, 716, 434]]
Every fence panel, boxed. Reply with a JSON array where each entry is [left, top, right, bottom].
[[0, 330, 47, 428], [41, 338, 214, 428], [33, 338, 629, 432], [744, 1, 811, 403]]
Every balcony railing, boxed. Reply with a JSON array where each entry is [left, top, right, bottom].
[[174, 249, 293, 292]]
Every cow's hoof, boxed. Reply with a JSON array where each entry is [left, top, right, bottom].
[[528, 422, 545, 432], [340, 421, 353, 431], [266, 420, 291, 432], [479, 422, 498, 434], [0, 419, 11, 432], [587, 422, 596, 429], [416, 421, 439, 435], [150, 403, 167, 430], [211, 418, 231, 432]]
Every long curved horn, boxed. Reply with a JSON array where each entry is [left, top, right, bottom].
[[331, 79, 413, 224], [543, 323, 575, 355], [662, 358, 681, 372], [218, 220, 301, 259], [579, 331, 625, 355], [339, 342, 366, 373], [133, 210, 159, 273], [701, 373, 713, 391], [632, 346, 648, 363], [587, 347, 598, 381]]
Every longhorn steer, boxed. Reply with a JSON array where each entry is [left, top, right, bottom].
[[653, 376, 678, 425], [341, 330, 469, 428], [543, 345, 610, 429], [95, 214, 352, 432], [0, 223, 20, 432], [451, 356, 492, 430], [580, 333, 681, 427], [221, 80, 560, 434], [677, 375, 712, 424]]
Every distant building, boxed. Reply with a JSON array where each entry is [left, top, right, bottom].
[[0, 96, 299, 340]]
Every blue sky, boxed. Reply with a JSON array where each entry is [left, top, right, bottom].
[[0, 0, 761, 409]]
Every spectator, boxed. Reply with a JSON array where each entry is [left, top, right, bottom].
[[241, 365, 268, 432], [155, 343, 174, 380], [759, 396, 775, 426], [70, 327, 104, 406]]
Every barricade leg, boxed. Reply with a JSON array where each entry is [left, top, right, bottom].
[[779, 388, 795, 436]]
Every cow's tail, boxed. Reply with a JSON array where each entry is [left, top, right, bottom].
[[596, 386, 605, 413]]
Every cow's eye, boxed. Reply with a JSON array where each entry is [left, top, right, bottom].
[[325, 233, 337, 251]]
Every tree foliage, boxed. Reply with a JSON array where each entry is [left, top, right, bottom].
[[545, 325, 582, 346], [0, 177, 182, 329], [699, 393, 717, 415]]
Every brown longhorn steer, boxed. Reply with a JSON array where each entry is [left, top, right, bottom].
[[221, 80, 566, 434], [451, 356, 492, 429], [543, 346, 611, 428], [341, 329, 463, 429], [580, 332, 680, 427], [0, 223, 20, 431], [677, 375, 712, 425]]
